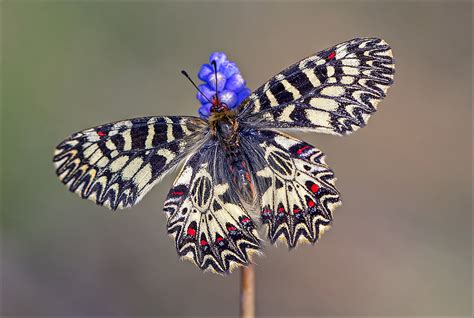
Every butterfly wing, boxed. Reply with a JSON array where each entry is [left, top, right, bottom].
[[240, 129, 340, 247], [164, 142, 261, 274], [238, 38, 394, 135], [53, 116, 208, 210]]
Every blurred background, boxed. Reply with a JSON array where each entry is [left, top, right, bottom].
[[1, 1, 472, 317]]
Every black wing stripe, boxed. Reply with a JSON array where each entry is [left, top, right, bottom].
[[164, 143, 261, 274], [239, 38, 394, 136], [53, 116, 207, 210], [242, 130, 341, 247]]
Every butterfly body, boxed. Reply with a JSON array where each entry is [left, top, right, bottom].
[[54, 38, 394, 274], [209, 110, 240, 146]]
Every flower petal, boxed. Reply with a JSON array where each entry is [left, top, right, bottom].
[[219, 90, 237, 108], [207, 72, 226, 92], [209, 52, 227, 69], [199, 103, 212, 118], [196, 84, 214, 104], [198, 64, 213, 81], [220, 61, 239, 78], [225, 73, 246, 92], [196, 52, 251, 118], [237, 88, 251, 105]]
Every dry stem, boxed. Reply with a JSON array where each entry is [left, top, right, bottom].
[[240, 265, 255, 318]]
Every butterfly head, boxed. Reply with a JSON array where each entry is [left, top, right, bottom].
[[210, 93, 229, 113]]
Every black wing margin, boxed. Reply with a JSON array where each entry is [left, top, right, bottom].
[[238, 38, 394, 135], [163, 143, 261, 274], [53, 116, 208, 210], [240, 129, 341, 247]]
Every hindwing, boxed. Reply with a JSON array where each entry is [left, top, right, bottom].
[[238, 37, 394, 135], [164, 144, 261, 274], [53, 116, 207, 209], [240, 130, 340, 247]]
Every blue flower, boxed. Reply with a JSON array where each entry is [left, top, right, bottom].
[[197, 52, 251, 119]]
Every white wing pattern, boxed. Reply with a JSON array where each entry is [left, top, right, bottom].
[[164, 145, 261, 274], [239, 38, 394, 135], [240, 130, 340, 247], [53, 116, 207, 210]]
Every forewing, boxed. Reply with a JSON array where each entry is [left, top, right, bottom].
[[53, 116, 208, 210], [164, 143, 261, 274], [240, 129, 340, 247], [238, 38, 394, 135]]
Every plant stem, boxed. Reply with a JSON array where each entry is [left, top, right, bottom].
[[240, 265, 255, 318]]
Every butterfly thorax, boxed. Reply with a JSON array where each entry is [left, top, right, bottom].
[[209, 110, 240, 147]]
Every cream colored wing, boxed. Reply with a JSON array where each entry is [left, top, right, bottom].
[[239, 38, 394, 135], [240, 129, 341, 247], [164, 145, 261, 274], [53, 116, 207, 209]]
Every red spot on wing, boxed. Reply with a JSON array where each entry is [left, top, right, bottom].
[[227, 225, 237, 232], [200, 239, 208, 246], [307, 199, 315, 208], [97, 131, 106, 137], [311, 183, 320, 193], [172, 191, 184, 196], [293, 208, 300, 214], [216, 237, 223, 242], [241, 217, 250, 223], [187, 227, 196, 237], [328, 51, 336, 60], [296, 145, 311, 155]]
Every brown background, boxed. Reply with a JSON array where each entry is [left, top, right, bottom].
[[1, 1, 472, 317]]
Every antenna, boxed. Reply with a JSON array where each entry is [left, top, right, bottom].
[[181, 70, 212, 104], [211, 60, 219, 103]]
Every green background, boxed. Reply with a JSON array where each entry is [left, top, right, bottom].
[[1, 1, 472, 317]]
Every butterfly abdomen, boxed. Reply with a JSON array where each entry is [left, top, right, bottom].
[[227, 152, 256, 205]]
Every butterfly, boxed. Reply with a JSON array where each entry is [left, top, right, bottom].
[[53, 38, 394, 274]]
